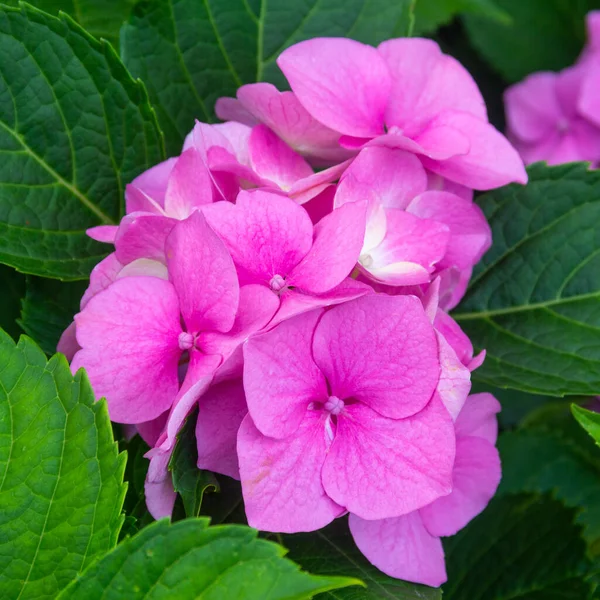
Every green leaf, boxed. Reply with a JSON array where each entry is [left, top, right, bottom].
[[498, 429, 600, 557], [121, 0, 414, 155], [3, 0, 139, 48], [0, 330, 126, 600], [0, 3, 164, 279], [453, 163, 600, 396], [413, 0, 509, 35], [284, 518, 442, 600], [0, 263, 26, 338], [58, 518, 362, 599], [572, 404, 600, 449], [169, 408, 219, 518], [443, 493, 593, 599], [463, 0, 600, 83], [18, 276, 87, 355]]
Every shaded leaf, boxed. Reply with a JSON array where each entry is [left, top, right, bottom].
[[572, 404, 600, 450], [121, 0, 414, 154], [169, 408, 219, 518], [0, 4, 164, 279], [18, 276, 87, 355], [0, 330, 126, 600], [454, 163, 600, 396], [444, 493, 593, 599], [58, 518, 362, 599], [463, 0, 600, 82], [284, 518, 442, 600], [0, 263, 25, 338]]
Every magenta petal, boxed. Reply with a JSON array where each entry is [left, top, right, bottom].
[[277, 38, 390, 138], [243, 309, 327, 439], [128, 157, 177, 211], [322, 398, 455, 519], [145, 450, 177, 519], [164, 148, 213, 218], [125, 185, 165, 216], [455, 392, 501, 444], [137, 412, 168, 447], [407, 191, 491, 270], [238, 412, 343, 533], [196, 378, 248, 479], [313, 295, 440, 419], [379, 37, 486, 132], [248, 124, 314, 190], [165, 211, 239, 334], [272, 278, 371, 327], [87, 225, 118, 243], [349, 511, 446, 587], [57, 321, 79, 361], [421, 436, 501, 537], [72, 277, 182, 423], [290, 201, 366, 294], [288, 159, 353, 204], [434, 309, 475, 368], [235, 83, 349, 163], [80, 252, 124, 308], [421, 111, 528, 190], [335, 147, 427, 210], [114, 213, 176, 265], [215, 96, 259, 126], [436, 331, 471, 420], [203, 190, 313, 284], [200, 283, 280, 359]]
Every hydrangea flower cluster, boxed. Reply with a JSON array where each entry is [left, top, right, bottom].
[[59, 37, 526, 587], [505, 11, 600, 166]]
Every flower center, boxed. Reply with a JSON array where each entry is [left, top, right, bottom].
[[359, 253, 374, 268], [269, 274, 286, 292], [324, 395, 345, 416], [178, 331, 196, 350]]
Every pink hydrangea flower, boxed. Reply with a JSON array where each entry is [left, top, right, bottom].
[[505, 11, 600, 166], [219, 38, 526, 190], [334, 147, 491, 298], [349, 392, 501, 587], [238, 295, 457, 532]]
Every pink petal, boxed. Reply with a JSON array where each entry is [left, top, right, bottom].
[[434, 309, 475, 368], [145, 449, 177, 520], [80, 252, 124, 308], [504, 72, 562, 143], [436, 331, 471, 420], [455, 392, 501, 444], [289, 201, 366, 294], [421, 111, 528, 190], [302, 184, 335, 224], [248, 125, 314, 191], [437, 265, 472, 311], [421, 436, 501, 537], [379, 37, 486, 133], [128, 157, 178, 211], [215, 96, 259, 126], [114, 213, 176, 265], [125, 184, 165, 216], [365, 209, 450, 286], [243, 309, 327, 439], [238, 412, 343, 532], [349, 512, 446, 587], [288, 159, 353, 204], [117, 258, 169, 281], [271, 278, 371, 327], [335, 147, 427, 211], [156, 351, 220, 453], [72, 277, 182, 423], [312, 294, 440, 420], [235, 83, 349, 163], [86, 225, 118, 243], [277, 38, 390, 138], [200, 283, 280, 359], [322, 397, 455, 519], [203, 190, 313, 284], [196, 378, 248, 479], [165, 211, 239, 334], [407, 191, 491, 270], [137, 412, 168, 447], [427, 172, 474, 201], [57, 321, 79, 361], [164, 148, 213, 219]]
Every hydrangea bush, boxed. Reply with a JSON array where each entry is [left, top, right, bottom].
[[1, 2, 600, 599]]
